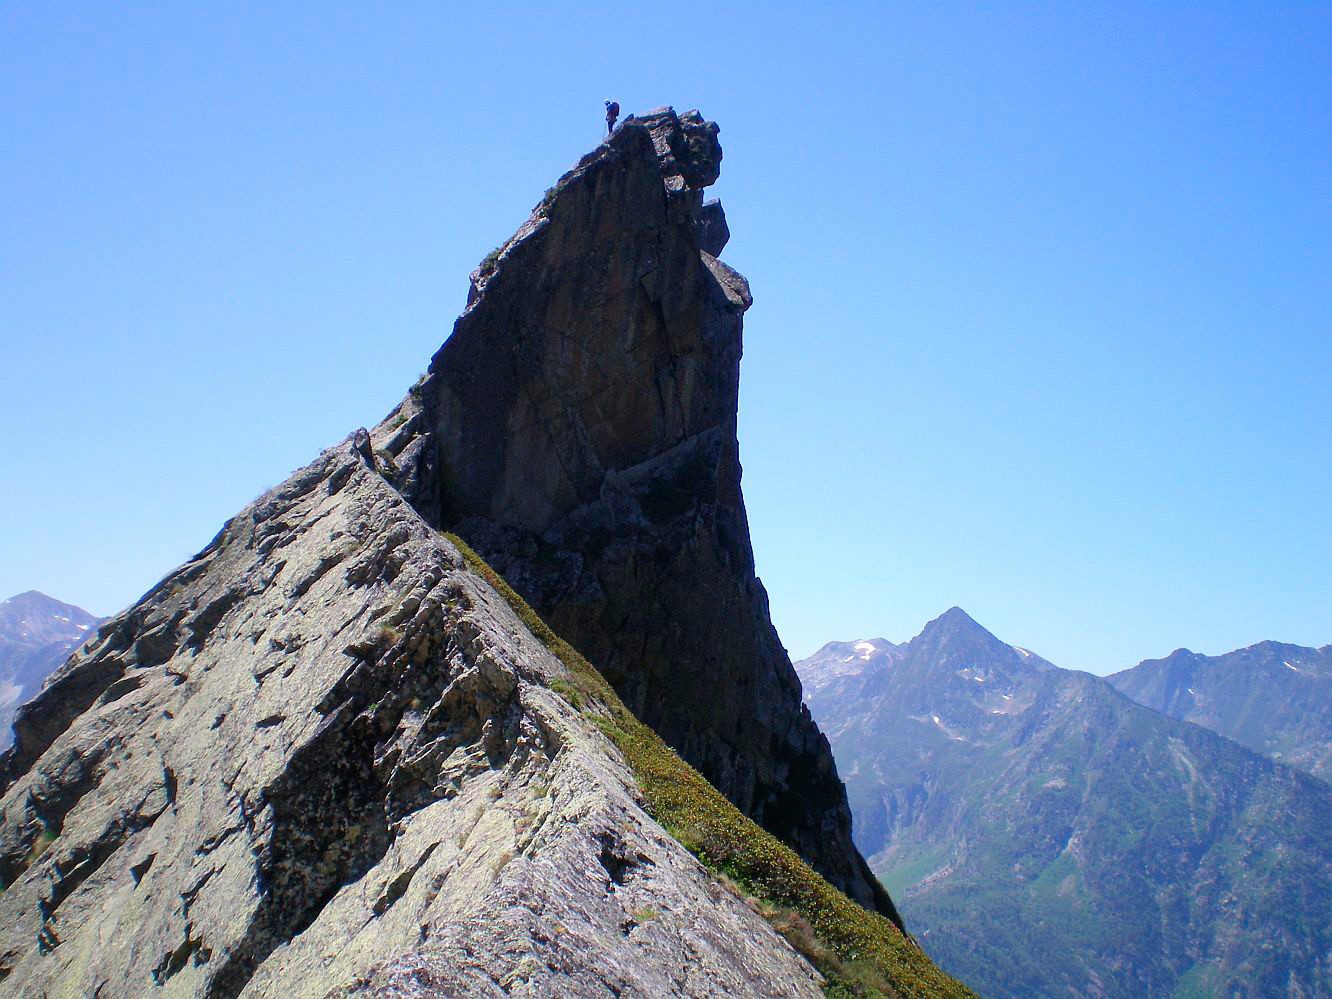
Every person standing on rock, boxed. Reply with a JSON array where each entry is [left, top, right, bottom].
[[604, 100, 619, 135]]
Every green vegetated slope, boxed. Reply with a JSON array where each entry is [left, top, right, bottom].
[[1109, 642, 1332, 781], [801, 608, 1332, 999], [446, 534, 975, 999]]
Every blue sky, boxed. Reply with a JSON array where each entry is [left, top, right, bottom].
[[2, 3, 1328, 673]]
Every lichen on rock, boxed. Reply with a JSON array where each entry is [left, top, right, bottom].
[[0, 439, 832, 996]]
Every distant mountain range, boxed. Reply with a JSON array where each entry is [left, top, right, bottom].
[[797, 638, 904, 696], [1110, 642, 1332, 781], [798, 608, 1332, 998], [0, 591, 101, 749]]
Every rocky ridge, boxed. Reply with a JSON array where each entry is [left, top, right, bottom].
[[0, 439, 831, 997], [795, 639, 903, 699], [0, 110, 962, 997], [1109, 641, 1332, 780]]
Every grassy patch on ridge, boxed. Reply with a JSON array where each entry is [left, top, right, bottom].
[[446, 533, 975, 999]]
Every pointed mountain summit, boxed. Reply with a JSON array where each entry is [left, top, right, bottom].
[[0, 592, 103, 751], [0, 591, 100, 649], [910, 607, 1054, 673], [379, 107, 887, 913], [927, 606, 981, 630], [832, 608, 1056, 711], [0, 110, 967, 996], [799, 615, 1332, 998], [912, 606, 1000, 651]]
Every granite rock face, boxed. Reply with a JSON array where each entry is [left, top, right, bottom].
[[0, 439, 825, 997], [391, 107, 889, 915], [0, 108, 910, 995]]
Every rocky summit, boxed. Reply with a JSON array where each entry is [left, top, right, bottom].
[[0, 109, 954, 998], [384, 107, 888, 916]]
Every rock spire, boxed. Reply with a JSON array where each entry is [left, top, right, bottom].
[[386, 107, 892, 914]]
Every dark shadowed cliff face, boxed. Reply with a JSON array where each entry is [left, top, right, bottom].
[[389, 108, 890, 915]]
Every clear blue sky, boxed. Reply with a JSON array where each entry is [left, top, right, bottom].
[[3, 3, 1328, 674]]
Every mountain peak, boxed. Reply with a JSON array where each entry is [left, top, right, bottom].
[[367, 107, 886, 914], [0, 109, 959, 995], [3, 590, 70, 610], [899, 607, 1060, 679], [0, 591, 100, 648], [920, 606, 996, 641], [938, 605, 980, 624], [0, 591, 104, 752], [813, 637, 896, 658], [805, 614, 1332, 998], [1110, 638, 1332, 779]]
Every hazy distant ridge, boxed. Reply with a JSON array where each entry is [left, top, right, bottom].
[[1109, 640, 1332, 780], [0, 591, 102, 750], [798, 608, 1332, 998]]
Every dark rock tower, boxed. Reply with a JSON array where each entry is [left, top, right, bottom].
[[388, 107, 892, 915]]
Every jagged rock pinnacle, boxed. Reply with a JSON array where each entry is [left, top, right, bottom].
[[380, 107, 894, 916], [0, 110, 914, 997]]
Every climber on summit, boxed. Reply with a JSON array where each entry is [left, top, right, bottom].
[[604, 100, 619, 135]]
